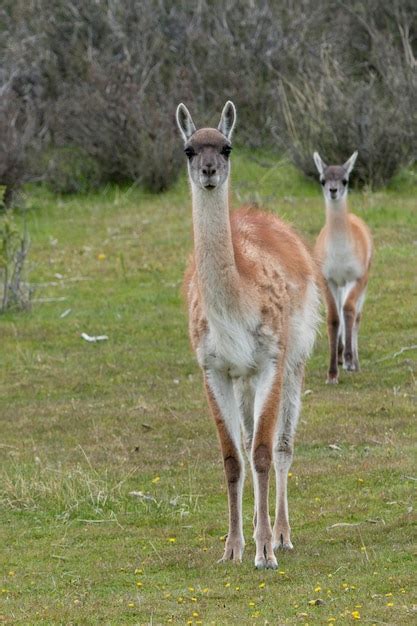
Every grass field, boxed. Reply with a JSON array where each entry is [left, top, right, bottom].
[[1, 152, 416, 625]]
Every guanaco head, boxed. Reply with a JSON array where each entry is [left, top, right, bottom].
[[176, 101, 236, 191], [313, 151, 358, 202]]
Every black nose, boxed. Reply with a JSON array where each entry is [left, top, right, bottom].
[[202, 163, 216, 176], [330, 188, 337, 194]]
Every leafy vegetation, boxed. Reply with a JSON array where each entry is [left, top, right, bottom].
[[0, 156, 416, 624]]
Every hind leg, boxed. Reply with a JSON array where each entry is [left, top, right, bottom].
[[272, 362, 304, 551]]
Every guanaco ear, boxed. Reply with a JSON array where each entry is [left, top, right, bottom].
[[176, 103, 197, 142], [218, 101, 236, 140], [343, 151, 358, 176], [313, 151, 327, 176]]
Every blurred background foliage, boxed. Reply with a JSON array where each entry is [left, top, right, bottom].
[[0, 0, 416, 201]]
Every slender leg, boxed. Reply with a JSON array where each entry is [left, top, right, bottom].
[[204, 370, 245, 563], [251, 359, 284, 569], [272, 362, 304, 551], [343, 278, 367, 372], [233, 377, 256, 529], [324, 283, 340, 384]]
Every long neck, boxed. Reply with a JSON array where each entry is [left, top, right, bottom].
[[325, 196, 350, 236], [191, 180, 241, 312]]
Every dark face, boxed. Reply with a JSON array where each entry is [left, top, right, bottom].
[[184, 128, 232, 190], [320, 165, 349, 202]]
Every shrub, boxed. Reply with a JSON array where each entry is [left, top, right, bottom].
[[0, 210, 31, 312]]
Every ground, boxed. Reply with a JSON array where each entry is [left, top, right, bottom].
[[0, 152, 416, 625]]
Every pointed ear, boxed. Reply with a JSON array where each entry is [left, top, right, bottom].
[[343, 151, 358, 175], [313, 151, 326, 176], [218, 101, 236, 140], [176, 103, 196, 142]]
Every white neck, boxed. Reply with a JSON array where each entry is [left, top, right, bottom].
[[191, 180, 240, 313]]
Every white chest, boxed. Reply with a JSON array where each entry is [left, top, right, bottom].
[[197, 313, 276, 378], [322, 237, 362, 287]]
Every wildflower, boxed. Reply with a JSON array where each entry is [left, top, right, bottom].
[[249, 601, 256, 607], [168, 537, 176, 543], [315, 586, 321, 592], [202, 547, 208, 552], [235, 586, 240, 591], [152, 476, 160, 484], [177, 597, 184, 604], [259, 582, 265, 589], [385, 592, 393, 597], [8, 571, 15, 577], [136, 581, 142, 588], [128, 602, 134, 608], [279, 570, 286, 575], [357, 478, 364, 484], [386, 602, 394, 607], [288, 472, 293, 477], [202, 588, 209, 593], [188, 587, 195, 592], [97, 253, 106, 261], [191, 597, 197, 602], [192, 612, 199, 617], [224, 582, 230, 587], [134, 568, 143, 574], [351, 610, 360, 620]]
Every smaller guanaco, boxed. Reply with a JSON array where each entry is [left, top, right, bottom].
[[313, 151, 372, 384]]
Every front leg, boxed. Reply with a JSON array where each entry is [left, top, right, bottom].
[[325, 283, 340, 384], [204, 371, 245, 563], [251, 360, 284, 569]]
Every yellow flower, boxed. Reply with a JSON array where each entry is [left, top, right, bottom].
[[188, 587, 195, 592], [128, 602, 134, 608], [151, 476, 160, 484], [385, 592, 393, 597], [192, 612, 199, 617], [8, 571, 15, 577], [386, 602, 394, 607], [259, 582, 265, 589], [351, 610, 360, 620], [202, 547, 208, 552], [248, 601, 255, 607], [357, 478, 364, 483], [315, 586, 321, 592], [97, 253, 106, 261], [279, 570, 286, 575], [224, 582, 230, 587], [202, 588, 209, 593], [136, 581, 142, 588], [177, 597, 184, 604], [134, 568, 143, 574], [235, 586, 240, 591], [191, 597, 197, 602], [288, 472, 293, 477], [168, 537, 176, 543]]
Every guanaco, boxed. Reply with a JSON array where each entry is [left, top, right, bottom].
[[313, 151, 372, 384], [176, 101, 320, 568]]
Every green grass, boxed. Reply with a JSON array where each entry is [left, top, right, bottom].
[[1, 152, 416, 625]]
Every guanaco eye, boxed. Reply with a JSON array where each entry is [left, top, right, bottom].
[[221, 145, 232, 158], [184, 147, 195, 159], [342, 179, 348, 186]]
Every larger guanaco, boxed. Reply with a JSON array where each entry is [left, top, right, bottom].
[[313, 151, 372, 384], [176, 101, 320, 568]]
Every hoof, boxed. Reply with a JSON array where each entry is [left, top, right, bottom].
[[218, 536, 245, 564], [326, 375, 339, 384], [273, 533, 294, 551], [255, 556, 278, 570]]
